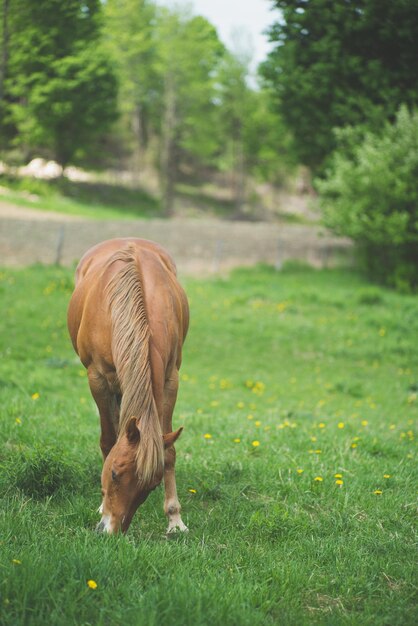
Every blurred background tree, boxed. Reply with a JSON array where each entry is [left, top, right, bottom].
[[318, 106, 418, 289], [262, 0, 418, 171], [1, 0, 417, 287], [1, 0, 118, 167], [156, 9, 224, 215]]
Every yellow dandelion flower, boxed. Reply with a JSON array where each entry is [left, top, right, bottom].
[[351, 443, 358, 449], [373, 490, 383, 495], [247, 414, 254, 420], [337, 422, 345, 429], [255, 420, 261, 427], [87, 580, 98, 589], [361, 420, 368, 427], [233, 438, 241, 443], [379, 328, 386, 337], [252, 381, 265, 396], [389, 424, 396, 430], [252, 440, 260, 447], [188, 488, 197, 494], [15, 417, 22, 425], [318, 422, 326, 429], [383, 474, 391, 479], [334, 473, 343, 479], [31, 392, 40, 400], [296, 469, 304, 474], [310, 436, 317, 442], [314, 449, 322, 454], [12, 559, 21, 565], [314, 476, 323, 482], [204, 433, 212, 439], [335, 479, 343, 486], [236, 401, 245, 409]]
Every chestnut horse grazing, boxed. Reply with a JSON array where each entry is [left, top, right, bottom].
[[67, 238, 189, 534]]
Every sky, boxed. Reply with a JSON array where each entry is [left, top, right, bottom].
[[160, 0, 276, 70]]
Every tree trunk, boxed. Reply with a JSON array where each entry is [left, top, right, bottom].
[[0, 0, 10, 103], [233, 124, 246, 215], [160, 73, 177, 217], [131, 104, 145, 184]]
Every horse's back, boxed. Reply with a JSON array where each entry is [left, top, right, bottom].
[[67, 238, 188, 375], [74, 238, 177, 285]]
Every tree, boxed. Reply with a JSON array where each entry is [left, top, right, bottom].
[[5, 0, 118, 166], [217, 49, 252, 213], [103, 0, 159, 176], [262, 0, 418, 170], [318, 106, 418, 289], [156, 9, 224, 214]]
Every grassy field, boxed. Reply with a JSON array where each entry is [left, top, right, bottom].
[[0, 263, 417, 625], [0, 175, 163, 220], [0, 174, 311, 223]]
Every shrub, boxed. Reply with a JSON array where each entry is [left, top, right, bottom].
[[317, 106, 418, 290]]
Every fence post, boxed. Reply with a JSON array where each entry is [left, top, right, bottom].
[[275, 238, 283, 270], [54, 225, 65, 266], [212, 239, 224, 273]]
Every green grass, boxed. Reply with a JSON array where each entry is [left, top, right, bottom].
[[0, 174, 162, 219], [0, 263, 417, 625]]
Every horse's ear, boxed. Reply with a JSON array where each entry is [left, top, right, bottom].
[[163, 427, 183, 449], [126, 416, 140, 444]]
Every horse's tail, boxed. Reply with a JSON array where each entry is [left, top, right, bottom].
[[106, 245, 164, 486]]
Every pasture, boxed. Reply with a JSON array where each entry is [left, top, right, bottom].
[[0, 262, 416, 625]]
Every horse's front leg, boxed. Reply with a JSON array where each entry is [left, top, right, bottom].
[[164, 445, 188, 533], [87, 366, 118, 461], [163, 373, 188, 534]]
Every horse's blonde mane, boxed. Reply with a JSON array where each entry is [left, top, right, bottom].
[[106, 245, 163, 485]]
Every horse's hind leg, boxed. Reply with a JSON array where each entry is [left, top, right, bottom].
[[163, 372, 188, 534]]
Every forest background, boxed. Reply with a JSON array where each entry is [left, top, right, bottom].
[[0, 0, 417, 286]]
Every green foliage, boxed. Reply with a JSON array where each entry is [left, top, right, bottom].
[[2, 0, 118, 166], [157, 10, 225, 163], [0, 263, 417, 625], [102, 0, 159, 156], [318, 106, 418, 289], [262, 0, 418, 169]]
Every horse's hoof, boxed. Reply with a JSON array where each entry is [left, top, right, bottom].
[[166, 521, 189, 536]]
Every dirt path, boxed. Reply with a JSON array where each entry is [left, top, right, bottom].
[[0, 201, 352, 275]]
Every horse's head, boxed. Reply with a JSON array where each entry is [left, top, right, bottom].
[[97, 417, 182, 534]]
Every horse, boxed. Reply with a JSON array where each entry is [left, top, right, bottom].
[[67, 238, 189, 534]]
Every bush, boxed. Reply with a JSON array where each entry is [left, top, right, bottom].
[[317, 106, 418, 290]]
